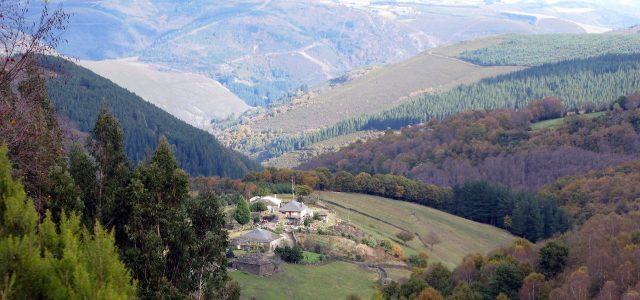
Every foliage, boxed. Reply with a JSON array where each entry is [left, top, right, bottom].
[[458, 34, 640, 66], [274, 54, 640, 156], [234, 197, 251, 226], [539, 159, 640, 224], [122, 137, 233, 299], [0, 145, 137, 299], [275, 245, 304, 263], [250, 201, 268, 212], [0, 62, 64, 211], [537, 241, 569, 279], [396, 231, 415, 243], [304, 97, 640, 192], [40, 56, 260, 177], [423, 263, 452, 296]]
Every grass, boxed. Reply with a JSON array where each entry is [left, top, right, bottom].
[[318, 192, 514, 268], [531, 111, 606, 131], [231, 261, 378, 300], [385, 268, 412, 282], [264, 130, 384, 169], [256, 52, 521, 134], [302, 251, 322, 264]]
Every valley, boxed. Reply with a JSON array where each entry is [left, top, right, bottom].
[[4, 1, 640, 299]]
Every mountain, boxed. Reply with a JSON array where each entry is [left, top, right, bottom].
[[215, 33, 640, 166], [76, 58, 250, 129], [40, 56, 261, 178], [54, 0, 640, 108]]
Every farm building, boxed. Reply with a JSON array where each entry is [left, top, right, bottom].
[[249, 195, 282, 213], [231, 228, 285, 251], [232, 253, 278, 276], [279, 200, 313, 224]]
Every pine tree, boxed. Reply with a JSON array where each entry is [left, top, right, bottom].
[[234, 196, 251, 228], [0, 145, 137, 299]]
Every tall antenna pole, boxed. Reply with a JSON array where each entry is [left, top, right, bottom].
[[291, 176, 295, 201]]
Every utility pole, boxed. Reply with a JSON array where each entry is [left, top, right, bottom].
[[291, 176, 295, 201]]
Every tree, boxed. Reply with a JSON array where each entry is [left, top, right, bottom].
[[424, 231, 442, 249], [295, 184, 313, 200], [275, 245, 304, 263], [520, 272, 545, 300], [183, 193, 233, 300], [425, 262, 453, 296], [68, 142, 98, 226], [250, 201, 267, 212], [234, 196, 250, 227], [408, 252, 429, 269], [89, 107, 132, 243], [0, 62, 64, 211], [0, 1, 70, 87], [537, 241, 569, 278], [0, 145, 137, 299], [449, 283, 483, 300], [490, 263, 523, 300], [416, 287, 444, 300], [396, 231, 415, 244]]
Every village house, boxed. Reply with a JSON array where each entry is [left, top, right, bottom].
[[278, 200, 313, 225], [231, 228, 286, 251], [249, 195, 282, 213], [231, 253, 278, 276]]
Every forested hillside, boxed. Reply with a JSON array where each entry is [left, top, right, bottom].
[[40, 56, 260, 177], [302, 96, 640, 191], [272, 54, 640, 157], [458, 33, 640, 66]]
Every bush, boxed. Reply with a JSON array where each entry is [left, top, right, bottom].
[[250, 201, 268, 212], [275, 245, 304, 263], [396, 231, 415, 243]]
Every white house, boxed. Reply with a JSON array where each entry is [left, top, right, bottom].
[[249, 195, 282, 213], [279, 200, 313, 224]]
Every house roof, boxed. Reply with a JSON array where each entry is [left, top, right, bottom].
[[279, 200, 306, 212], [232, 228, 282, 244], [234, 253, 273, 266]]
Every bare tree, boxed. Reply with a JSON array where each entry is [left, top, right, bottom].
[[424, 231, 441, 249], [0, 0, 68, 211], [1, 0, 70, 88]]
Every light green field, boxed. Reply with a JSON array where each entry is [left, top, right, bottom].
[[531, 111, 606, 130], [231, 261, 378, 300], [318, 192, 514, 268], [264, 130, 384, 168], [302, 251, 322, 264]]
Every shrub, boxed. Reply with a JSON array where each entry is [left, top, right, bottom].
[[275, 245, 304, 263]]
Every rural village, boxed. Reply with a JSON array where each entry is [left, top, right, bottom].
[[227, 186, 416, 282]]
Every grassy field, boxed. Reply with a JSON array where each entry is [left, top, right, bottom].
[[264, 130, 384, 168], [318, 192, 514, 268], [231, 261, 378, 300], [531, 111, 606, 130], [303, 251, 322, 264]]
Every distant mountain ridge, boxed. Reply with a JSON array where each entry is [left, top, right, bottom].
[[40, 56, 261, 178], [55, 0, 640, 107]]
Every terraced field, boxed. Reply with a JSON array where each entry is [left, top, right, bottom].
[[318, 192, 514, 268]]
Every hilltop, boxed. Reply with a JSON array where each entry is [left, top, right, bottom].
[[41, 56, 261, 178]]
